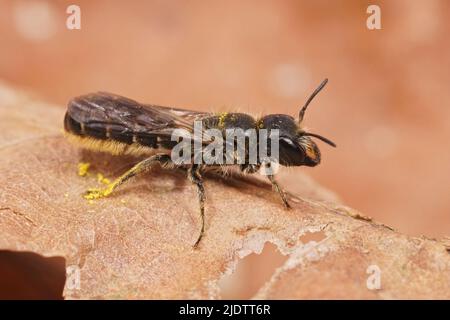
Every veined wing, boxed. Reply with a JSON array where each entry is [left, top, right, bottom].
[[66, 91, 210, 137]]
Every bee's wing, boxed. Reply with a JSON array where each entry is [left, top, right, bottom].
[[67, 92, 211, 137]]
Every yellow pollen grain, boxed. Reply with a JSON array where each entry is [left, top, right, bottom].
[[256, 119, 264, 129], [83, 185, 114, 200], [78, 162, 91, 177], [97, 173, 111, 185], [218, 112, 228, 128]]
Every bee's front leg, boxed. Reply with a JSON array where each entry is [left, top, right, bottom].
[[267, 174, 291, 209], [262, 161, 291, 209]]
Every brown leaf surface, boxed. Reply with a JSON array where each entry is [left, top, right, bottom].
[[0, 82, 449, 299]]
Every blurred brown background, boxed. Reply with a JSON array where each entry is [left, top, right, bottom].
[[0, 0, 449, 298]]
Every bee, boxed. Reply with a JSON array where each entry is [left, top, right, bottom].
[[63, 79, 336, 248]]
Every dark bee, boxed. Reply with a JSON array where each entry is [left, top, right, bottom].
[[64, 79, 336, 248]]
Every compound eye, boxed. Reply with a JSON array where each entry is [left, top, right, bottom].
[[277, 136, 305, 166]]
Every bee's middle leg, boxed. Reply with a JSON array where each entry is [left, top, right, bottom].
[[187, 165, 206, 248]]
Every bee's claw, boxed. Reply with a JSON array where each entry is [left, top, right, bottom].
[[283, 200, 291, 209]]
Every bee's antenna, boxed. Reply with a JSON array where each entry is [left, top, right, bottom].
[[299, 78, 328, 123], [303, 132, 336, 147]]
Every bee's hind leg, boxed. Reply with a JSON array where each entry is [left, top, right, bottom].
[[84, 153, 172, 200], [187, 165, 206, 249]]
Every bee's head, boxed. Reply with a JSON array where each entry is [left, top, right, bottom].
[[258, 78, 336, 167]]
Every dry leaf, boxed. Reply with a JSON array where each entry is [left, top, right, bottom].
[[0, 82, 449, 299]]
